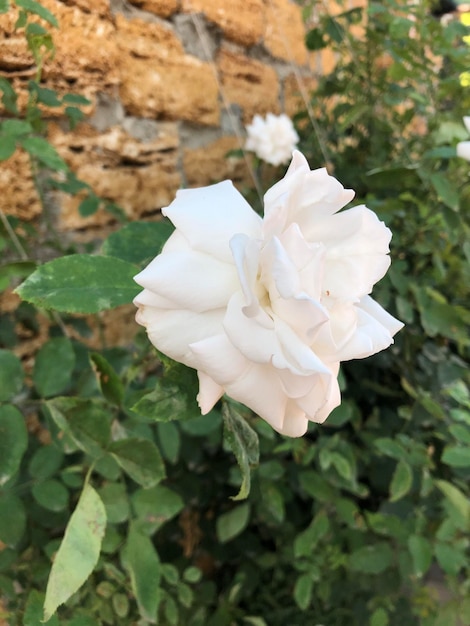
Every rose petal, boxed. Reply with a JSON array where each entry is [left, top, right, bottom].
[[163, 181, 262, 262], [134, 250, 238, 313], [196, 371, 224, 414], [189, 333, 247, 385], [457, 140, 470, 161], [138, 307, 225, 367], [336, 295, 403, 361]]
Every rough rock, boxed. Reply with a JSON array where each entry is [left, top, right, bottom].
[[48, 123, 181, 230], [181, 0, 264, 47], [263, 0, 308, 66], [217, 47, 279, 123], [1, 150, 42, 220], [116, 15, 220, 124], [127, 0, 180, 18], [183, 135, 253, 187]]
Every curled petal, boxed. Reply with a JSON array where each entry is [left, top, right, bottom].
[[337, 295, 404, 361], [457, 140, 470, 162], [134, 250, 238, 313], [163, 181, 262, 262], [137, 306, 225, 368], [196, 371, 224, 414], [230, 233, 262, 317]]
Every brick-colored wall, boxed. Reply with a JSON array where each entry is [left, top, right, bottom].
[[0, 0, 341, 231]]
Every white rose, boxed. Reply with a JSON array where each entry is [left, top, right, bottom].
[[134, 151, 403, 437], [456, 116, 470, 161], [245, 113, 299, 166]]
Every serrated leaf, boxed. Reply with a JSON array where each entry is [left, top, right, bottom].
[[102, 221, 174, 266], [132, 485, 184, 535], [293, 573, 312, 610], [389, 459, 413, 502], [16, 0, 58, 26], [78, 194, 100, 217], [24, 590, 59, 626], [90, 352, 124, 407], [294, 511, 329, 558], [16, 254, 140, 313], [0, 77, 18, 114], [62, 93, 92, 105], [20, 137, 67, 171], [109, 438, 165, 488], [124, 522, 161, 622], [222, 403, 259, 500], [0, 492, 26, 546], [33, 337, 75, 398], [131, 383, 186, 422], [441, 445, 470, 467], [28, 81, 62, 107], [0, 349, 23, 401], [349, 542, 393, 574], [435, 479, 470, 524], [46, 397, 111, 458], [216, 503, 250, 543], [0, 404, 28, 486], [408, 535, 432, 578], [0, 134, 16, 160], [43, 485, 106, 621]]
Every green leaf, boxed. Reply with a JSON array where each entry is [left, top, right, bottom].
[[78, 194, 100, 218], [20, 137, 67, 171], [32, 479, 69, 512], [24, 590, 59, 626], [407, 535, 432, 578], [0, 77, 19, 114], [374, 438, 406, 460], [157, 421, 180, 464], [441, 445, 470, 467], [294, 510, 329, 558], [0, 0, 10, 14], [28, 81, 62, 107], [108, 438, 166, 488], [183, 566, 202, 583], [102, 220, 174, 266], [389, 459, 413, 502], [216, 502, 250, 543], [90, 352, 124, 407], [349, 542, 394, 574], [435, 479, 470, 524], [293, 573, 313, 610], [16, 254, 140, 313], [0, 404, 28, 486], [370, 607, 389, 626], [99, 483, 129, 524], [33, 337, 75, 398], [435, 541, 467, 576], [132, 485, 184, 535], [0, 492, 26, 546], [46, 397, 111, 458], [222, 403, 259, 500], [131, 383, 186, 422], [62, 93, 92, 106], [124, 522, 161, 622], [15, 0, 58, 27], [43, 484, 106, 621], [429, 173, 459, 211], [29, 445, 64, 480], [0, 349, 24, 401], [305, 28, 326, 50], [0, 134, 16, 160]]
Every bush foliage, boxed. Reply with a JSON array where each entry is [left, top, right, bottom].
[[0, 1, 469, 625]]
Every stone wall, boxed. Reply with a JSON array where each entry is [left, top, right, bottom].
[[0, 0, 354, 231]]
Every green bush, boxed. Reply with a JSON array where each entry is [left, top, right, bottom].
[[0, 1, 469, 625]]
